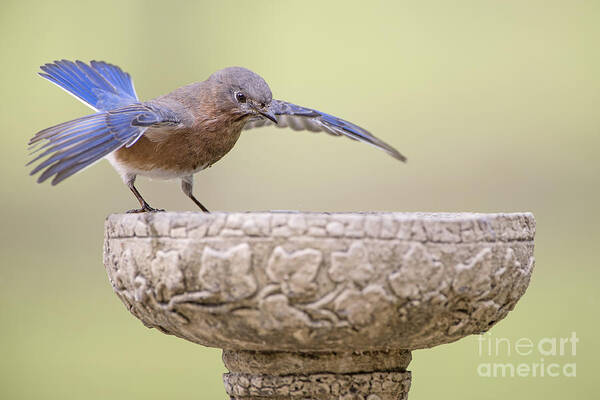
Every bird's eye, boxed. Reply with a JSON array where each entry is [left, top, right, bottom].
[[235, 92, 246, 103]]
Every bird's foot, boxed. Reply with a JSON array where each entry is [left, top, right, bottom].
[[126, 204, 165, 213]]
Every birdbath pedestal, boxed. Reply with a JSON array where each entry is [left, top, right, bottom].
[[103, 212, 535, 399]]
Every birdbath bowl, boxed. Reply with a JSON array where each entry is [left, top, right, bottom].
[[103, 212, 535, 399]]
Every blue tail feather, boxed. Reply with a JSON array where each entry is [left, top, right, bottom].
[[90, 61, 136, 97], [37, 136, 121, 184], [32, 131, 116, 178], [39, 60, 138, 111], [29, 110, 141, 184], [29, 102, 176, 185], [29, 113, 104, 146], [31, 59, 177, 184], [28, 126, 109, 170], [29, 114, 107, 150], [32, 124, 106, 157]]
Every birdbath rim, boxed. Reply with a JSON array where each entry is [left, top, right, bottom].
[[104, 210, 535, 352], [108, 210, 535, 217]]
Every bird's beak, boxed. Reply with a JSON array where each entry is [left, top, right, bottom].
[[258, 109, 278, 124]]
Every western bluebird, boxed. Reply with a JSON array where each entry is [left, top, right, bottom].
[[28, 60, 406, 212]]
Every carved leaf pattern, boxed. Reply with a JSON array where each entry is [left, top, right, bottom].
[[388, 243, 444, 300], [452, 248, 493, 295], [266, 247, 322, 299], [259, 294, 313, 329], [113, 248, 136, 291], [329, 241, 374, 285], [198, 243, 257, 301], [333, 285, 395, 327], [150, 250, 184, 302]]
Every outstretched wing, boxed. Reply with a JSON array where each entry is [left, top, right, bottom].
[[28, 103, 181, 185], [243, 100, 406, 162], [39, 60, 138, 111]]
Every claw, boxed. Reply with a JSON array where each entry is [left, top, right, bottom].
[[126, 204, 165, 213]]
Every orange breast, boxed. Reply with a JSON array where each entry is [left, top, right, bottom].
[[114, 122, 244, 175]]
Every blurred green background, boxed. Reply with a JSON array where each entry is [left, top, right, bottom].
[[0, 0, 598, 399]]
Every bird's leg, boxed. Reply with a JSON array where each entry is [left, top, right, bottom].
[[181, 176, 210, 212], [126, 176, 164, 213]]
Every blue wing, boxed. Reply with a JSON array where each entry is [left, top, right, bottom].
[[28, 103, 181, 185], [39, 60, 138, 111], [243, 100, 406, 162]]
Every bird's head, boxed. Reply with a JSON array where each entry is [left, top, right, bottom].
[[209, 67, 277, 124]]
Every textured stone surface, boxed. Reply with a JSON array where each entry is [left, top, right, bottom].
[[222, 350, 412, 399], [223, 370, 411, 400], [103, 211, 535, 399], [222, 350, 412, 375], [103, 212, 535, 352]]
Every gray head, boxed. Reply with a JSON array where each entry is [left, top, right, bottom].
[[208, 67, 277, 123]]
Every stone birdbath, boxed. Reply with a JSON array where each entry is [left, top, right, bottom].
[[103, 212, 535, 399]]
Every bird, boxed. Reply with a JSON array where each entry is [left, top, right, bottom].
[[28, 60, 406, 212]]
